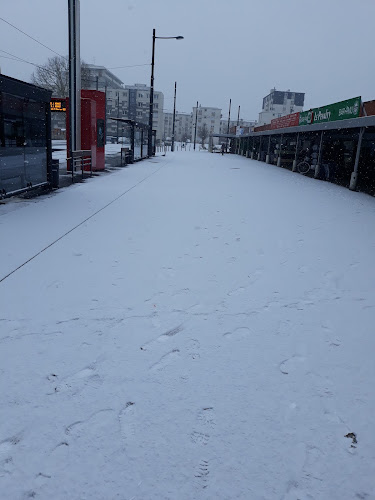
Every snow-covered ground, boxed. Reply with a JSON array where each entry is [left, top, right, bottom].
[[1, 150, 375, 499]]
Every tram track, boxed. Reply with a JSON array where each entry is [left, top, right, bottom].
[[0, 159, 168, 285]]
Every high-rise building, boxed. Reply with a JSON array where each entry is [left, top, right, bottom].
[[258, 88, 305, 126]]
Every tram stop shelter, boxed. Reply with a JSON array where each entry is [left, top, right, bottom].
[[0, 74, 52, 198], [110, 118, 155, 162]]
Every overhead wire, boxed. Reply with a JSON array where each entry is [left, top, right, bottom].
[[0, 16, 66, 59]]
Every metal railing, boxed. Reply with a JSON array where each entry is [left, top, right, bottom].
[[68, 150, 92, 182], [0, 182, 48, 200]]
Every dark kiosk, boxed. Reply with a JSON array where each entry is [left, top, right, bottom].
[[0, 74, 52, 198]]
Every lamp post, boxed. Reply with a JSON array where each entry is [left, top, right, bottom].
[[193, 101, 198, 150], [171, 81, 177, 152], [226, 98, 231, 153], [148, 29, 184, 157]]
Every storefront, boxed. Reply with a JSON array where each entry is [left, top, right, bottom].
[[0, 74, 52, 197], [214, 113, 375, 195]]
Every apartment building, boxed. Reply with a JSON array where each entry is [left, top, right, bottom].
[[81, 66, 164, 143], [192, 106, 222, 145], [258, 88, 305, 125], [81, 64, 124, 90], [164, 112, 192, 142], [105, 84, 164, 143], [219, 119, 257, 135]]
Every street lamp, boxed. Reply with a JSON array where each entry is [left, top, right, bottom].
[[171, 81, 177, 152], [148, 29, 184, 157]]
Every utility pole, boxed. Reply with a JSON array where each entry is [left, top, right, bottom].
[[226, 98, 231, 153], [148, 29, 156, 157], [237, 105, 240, 126], [171, 81, 177, 152], [68, 0, 81, 178], [96, 76, 99, 90], [193, 101, 198, 150], [116, 93, 120, 143]]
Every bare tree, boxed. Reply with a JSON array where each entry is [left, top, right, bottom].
[[31, 56, 90, 97], [181, 131, 190, 143], [198, 123, 209, 148]]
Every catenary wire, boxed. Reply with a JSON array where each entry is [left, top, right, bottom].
[[0, 16, 66, 59]]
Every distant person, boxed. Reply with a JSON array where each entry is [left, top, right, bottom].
[[221, 143, 225, 155]]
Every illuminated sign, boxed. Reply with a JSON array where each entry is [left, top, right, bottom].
[[50, 99, 66, 112]]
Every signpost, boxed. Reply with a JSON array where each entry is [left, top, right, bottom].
[[270, 112, 300, 130], [299, 96, 361, 126], [50, 99, 67, 112]]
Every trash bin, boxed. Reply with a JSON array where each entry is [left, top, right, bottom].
[[51, 159, 59, 188]]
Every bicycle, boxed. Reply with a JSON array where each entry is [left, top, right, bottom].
[[297, 158, 311, 175]]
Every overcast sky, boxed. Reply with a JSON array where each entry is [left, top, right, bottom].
[[1, 0, 375, 122]]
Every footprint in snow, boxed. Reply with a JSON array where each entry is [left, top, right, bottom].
[[197, 407, 216, 428], [279, 355, 305, 375], [149, 349, 180, 371], [119, 402, 136, 442], [194, 460, 210, 489], [223, 326, 251, 340], [191, 431, 210, 445], [141, 325, 183, 351]]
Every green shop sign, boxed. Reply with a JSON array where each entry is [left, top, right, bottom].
[[299, 96, 361, 126]]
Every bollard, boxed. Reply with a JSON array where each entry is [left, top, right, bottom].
[[292, 159, 297, 171], [277, 156, 281, 167], [266, 154, 270, 164], [350, 172, 358, 190]]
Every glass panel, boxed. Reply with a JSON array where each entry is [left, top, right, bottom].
[[134, 129, 142, 160], [23, 99, 47, 186], [0, 93, 48, 194], [0, 92, 26, 193]]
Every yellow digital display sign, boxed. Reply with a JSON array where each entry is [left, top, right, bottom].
[[50, 100, 66, 112]]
